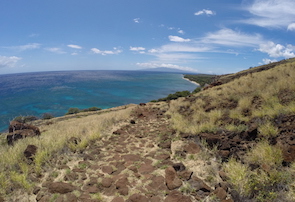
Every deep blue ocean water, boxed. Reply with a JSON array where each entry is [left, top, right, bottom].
[[0, 70, 198, 132]]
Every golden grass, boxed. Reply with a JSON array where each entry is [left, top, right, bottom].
[[0, 105, 135, 195], [168, 60, 295, 135]]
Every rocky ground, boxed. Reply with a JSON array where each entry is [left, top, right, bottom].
[[9, 102, 234, 202]]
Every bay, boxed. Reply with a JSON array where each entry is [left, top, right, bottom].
[[0, 70, 198, 132]]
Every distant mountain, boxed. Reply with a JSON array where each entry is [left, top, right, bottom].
[[139, 67, 198, 74]]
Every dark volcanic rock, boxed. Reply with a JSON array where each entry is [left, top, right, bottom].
[[24, 144, 38, 161], [165, 166, 182, 190], [164, 190, 192, 202], [46, 182, 76, 194]]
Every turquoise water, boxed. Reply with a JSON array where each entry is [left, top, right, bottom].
[[0, 70, 198, 132]]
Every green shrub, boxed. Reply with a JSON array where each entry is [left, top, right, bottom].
[[66, 108, 80, 115], [13, 116, 38, 123], [80, 107, 102, 112]]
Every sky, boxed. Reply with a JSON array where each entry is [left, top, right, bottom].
[[0, 0, 295, 75]]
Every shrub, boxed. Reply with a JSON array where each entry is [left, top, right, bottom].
[[66, 108, 80, 115], [80, 107, 102, 112], [42, 113, 55, 120], [13, 116, 38, 123]]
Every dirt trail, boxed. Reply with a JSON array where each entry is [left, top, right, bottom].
[[14, 103, 229, 202]]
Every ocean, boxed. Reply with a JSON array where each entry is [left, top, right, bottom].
[[0, 70, 198, 132]]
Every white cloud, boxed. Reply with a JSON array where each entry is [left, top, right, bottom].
[[67, 44, 82, 49], [45, 47, 66, 54], [258, 41, 295, 58], [91, 47, 122, 55], [130, 46, 145, 51], [0, 56, 21, 68], [136, 62, 198, 72], [202, 28, 263, 47], [9, 43, 41, 51], [243, 0, 295, 29], [287, 23, 295, 31], [262, 58, 277, 64], [133, 18, 140, 23], [194, 9, 215, 16], [178, 30, 185, 34], [169, 35, 191, 42]]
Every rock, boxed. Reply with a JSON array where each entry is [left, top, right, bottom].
[[219, 171, 228, 181], [46, 182, 76, 194], [101, 178, 113, 188], [127, 193, 149, 202], [138, 163, 154, 174], [9, 121, 40, 135], [111, 197, 125, 202], [139, 103, 146, 106], [213, 187, 227, 200], [164, 190, 192, 202], [24, 144, 38, 161], [83, 186, 99, 193], [282, 145, 295, 163], [165, 166, 182, 190], [184, 142, 201, 154], [130, 120, 136, 124], [115, 177, 129, 196], [7, 121, 40, 145], [189, 176, 212, 192], [178, 170, 193, 181], [102, 166, 114, 174], [172, 163, 186, 172], [122, 154, 141, 162]]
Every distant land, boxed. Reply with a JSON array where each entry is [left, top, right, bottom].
[[139, 67, 198, 74]]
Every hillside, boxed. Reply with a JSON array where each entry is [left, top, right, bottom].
[[0, 58, 295, 202]]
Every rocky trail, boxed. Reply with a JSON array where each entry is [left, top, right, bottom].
[[15, 103, 232, 202]]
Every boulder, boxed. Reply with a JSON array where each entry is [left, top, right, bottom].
[[24, 145, 38, 161], [7, 121, 40, 145], [46, 182, 76, 194], [164, 190, 192, 202], [165, 166, 182, 190]]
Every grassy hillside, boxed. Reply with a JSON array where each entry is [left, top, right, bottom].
[[0, 58, 295, 201]]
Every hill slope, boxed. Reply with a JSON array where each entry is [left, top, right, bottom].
[[0, 58, 295, 201]]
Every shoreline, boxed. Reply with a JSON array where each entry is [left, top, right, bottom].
[[182, 75, 200, 86]]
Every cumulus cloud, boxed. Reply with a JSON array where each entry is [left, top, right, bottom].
[[91, 47, 122, 55], [262, 58, 277, 64], [168, 35, 191, 42], [67, 44, 82, 49], [287, 23, 295, 31], [243, 0, 295, 29], [194, 9, 215, 16], [9, 43, 41, 51], [133, 18, 140, 23], [130, 46, 145, 51], [136, 62, 198, 72], [0, 56, 21, 68], [45, 47, 66, 54], [202, 28, 263, 47], [258, 41, 295, 58]]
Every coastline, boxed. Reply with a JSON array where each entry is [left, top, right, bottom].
[[182, 75, 200, 86]]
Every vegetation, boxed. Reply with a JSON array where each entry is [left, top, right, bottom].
[[151, 90, 191, 102], [183, 74, 215, 87], [65, 106, 102, 115]]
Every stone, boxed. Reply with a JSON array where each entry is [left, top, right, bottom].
[[164, 190, 192, 202], [46, 182, 76, 194], [24, 144, 38, 161], [115, 177, 129, 196], [138, 163, 154, 174], [102, 166, 114, 174], [111, 197, 125, 202], [184, 142, 201, 154], [214, 187, 227, 200], [165, 166, 182, 190], [127, 193, 149, 202], [189, 176, 212, 192], [101, 178, 113, 188]]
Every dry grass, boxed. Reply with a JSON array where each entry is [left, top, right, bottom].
[[168, 60, 295, 135], [0, 105, 135, 195]]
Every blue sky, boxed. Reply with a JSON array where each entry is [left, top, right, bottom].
[[0, 0, 295, 75]]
